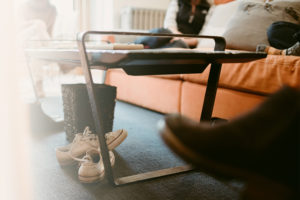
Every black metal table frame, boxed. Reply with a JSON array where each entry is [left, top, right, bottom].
[[76, 31, 226, 186]]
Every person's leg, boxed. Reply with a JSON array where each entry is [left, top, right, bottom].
[[257, 22, 300, 56], [284, 41, 300, 56], [293, 30, 300, 43], [257, 41, 300, 56], [267, 21, 300, 49], [162, 39, 189, 48], [159, 86, 300, 198]]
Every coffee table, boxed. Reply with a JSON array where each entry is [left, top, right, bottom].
[[26, 31, 267, 186]]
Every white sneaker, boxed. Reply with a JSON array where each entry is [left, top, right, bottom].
[[55, 127, 127, 166], [106, 129, 128, 150], [77, 149, 115, 183]]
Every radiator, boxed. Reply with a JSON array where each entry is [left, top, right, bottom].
[[121, 7, 166, 30]]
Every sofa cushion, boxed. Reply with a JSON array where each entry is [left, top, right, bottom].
[[214, 0, 235, 5], [180, 81, 265, 120], [182, 54, 300, 95], [223, 0, 300, 51], [151, 74, 182, 80], [105, 69, 182, 114]]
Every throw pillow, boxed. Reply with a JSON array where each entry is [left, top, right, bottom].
[[197, 0, 239, 48], [222, 0, 300, 51]]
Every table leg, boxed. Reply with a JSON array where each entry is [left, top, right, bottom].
[[81, 67, 194, 186], [200, 63, 222, 122], [77, 42, 116, 185], [77, 38, 194, 186]]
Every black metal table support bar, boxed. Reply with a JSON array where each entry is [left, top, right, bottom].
[[114, 165, 193, 186], [77, 31, 226, 186], [200, 63, 222, 122], [200, 37, 225, 122]]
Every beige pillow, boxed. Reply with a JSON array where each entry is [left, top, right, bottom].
[[197, 0, 239, 48], [223, 0, 300, 51]]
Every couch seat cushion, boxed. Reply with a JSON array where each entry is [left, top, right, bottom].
[[182, 54, 300, 95], [105, 69, 182, 114], [151, 74, 182, 80]]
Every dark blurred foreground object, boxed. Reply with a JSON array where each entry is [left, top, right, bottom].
[[134, 28, 188, 49], [159, 86, 300, 200], [61, 84, 116, 142]]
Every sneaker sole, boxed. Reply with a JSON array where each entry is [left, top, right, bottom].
[[107, 129, 128, 150], [78, 151, 115, 184], [160, 122, 293, 199], [78, 172, 105, 184]]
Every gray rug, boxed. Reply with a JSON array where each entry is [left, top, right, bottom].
[[29, 101, 243, 200]]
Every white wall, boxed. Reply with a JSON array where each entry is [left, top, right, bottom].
[[89, 0, 114, 30], [89, 0, 171, 30], [113, 0, 171, 29]]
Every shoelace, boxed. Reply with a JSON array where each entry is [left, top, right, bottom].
[[72, 127, 95, 142], [67, 127, 119, 162], [82, 126, 92, 137], [81, 127, 98, 142], [72, 148, 100, 164], [68, 126, 98, 161]]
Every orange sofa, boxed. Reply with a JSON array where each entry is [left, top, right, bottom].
[[105, 55, 300, 121], [105, 0, 300, 121]]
